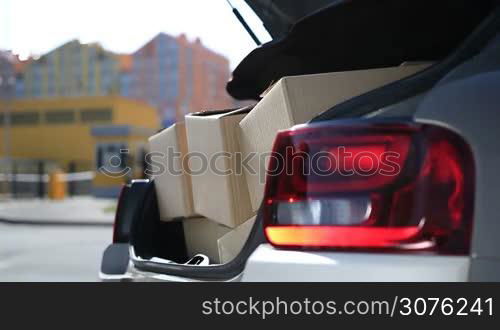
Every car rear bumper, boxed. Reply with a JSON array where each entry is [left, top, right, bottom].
[[242, 244, 470, 282], [100, 244, 243, 282], [100, 264, 243, 282], [100, 243, 470, 282]]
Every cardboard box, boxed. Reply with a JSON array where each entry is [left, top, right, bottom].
[[239, 64, 431, 211], [185, 109, 254, 228], [148, 122, 195, 221], [218, 216, 256, 264], [183, 217, 231, 264]]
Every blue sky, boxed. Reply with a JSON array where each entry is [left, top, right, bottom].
[[0, 0, 271, 68]]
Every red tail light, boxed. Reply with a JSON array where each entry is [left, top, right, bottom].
[[263, 121, 474, 254]]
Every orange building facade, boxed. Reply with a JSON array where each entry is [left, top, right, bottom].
[[127, 33, 233, 126], [177, 35, 233, 120]]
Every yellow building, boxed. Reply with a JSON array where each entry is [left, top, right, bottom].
[[0, 96, 159, 196]]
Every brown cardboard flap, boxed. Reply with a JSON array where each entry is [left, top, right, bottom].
[[189, 104, 254, 118]]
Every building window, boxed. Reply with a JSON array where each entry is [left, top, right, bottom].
[[11, 112, 40, 125], [45, 110, 76, 124], [80, 108, 113, 123], [96, 143, 127, 171], [15, 75, 24, 98]]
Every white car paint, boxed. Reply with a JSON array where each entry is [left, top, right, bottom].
[[242, 244, 470, 282]]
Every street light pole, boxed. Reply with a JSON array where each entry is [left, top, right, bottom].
[[1, 73, 14, 197], [3, 80, 12, 160]]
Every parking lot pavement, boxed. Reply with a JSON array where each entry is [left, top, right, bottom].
[[0, 197, 116, 225], [0, 223, 112, 282]]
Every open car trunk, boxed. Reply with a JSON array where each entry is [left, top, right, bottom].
[[102, 2, 500, 281], [229, 0, 495, 100], [242, 0, 342, 39]]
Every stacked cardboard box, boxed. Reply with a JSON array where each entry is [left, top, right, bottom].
[[184, 215, 257, 264], [185, 108, 255, 229], [217, 216, 256, 263], [148, 122, 196, 221], [239, 63, 431, 211], [183, 217, 231, 263]]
